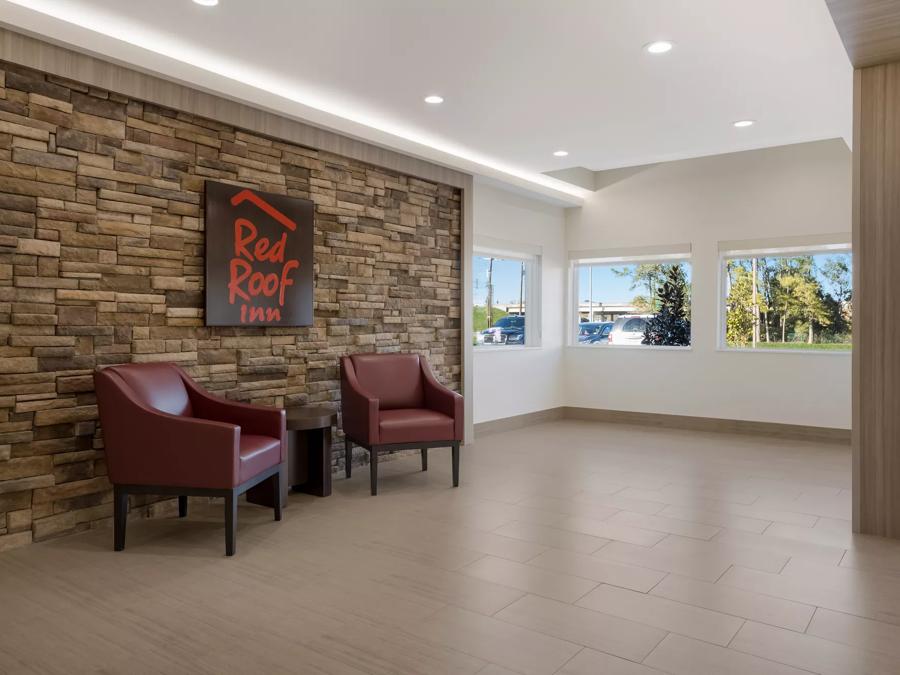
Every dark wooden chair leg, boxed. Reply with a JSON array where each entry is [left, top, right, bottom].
[[178, 495, 188, 518], [273, 468, 283, 522], [370, 447, 378, 496], [421, 447, 428, 471], [113, 485, 128, 551], [225, 490, 237, 556], [345, 438, 353, 478], [451, 442, 460, 487]]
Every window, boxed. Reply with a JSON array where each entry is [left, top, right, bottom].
[[720, 245, 851, 351], [473, 250, 539, 348], [572, 254, 692, 347]]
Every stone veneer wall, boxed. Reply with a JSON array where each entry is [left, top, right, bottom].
[[0, 62, 462, 551]]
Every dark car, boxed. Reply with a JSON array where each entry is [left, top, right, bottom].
[[578, 321, 613, 344], [481, 315, 525, 345]]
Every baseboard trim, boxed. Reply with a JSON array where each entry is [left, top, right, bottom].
[[474, 408, 565, 437], [474, 406, 850, 444]]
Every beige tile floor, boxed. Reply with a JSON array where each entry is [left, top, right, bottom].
[[1, 420, 900, 674]]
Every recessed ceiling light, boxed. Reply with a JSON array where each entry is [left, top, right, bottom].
[[193, 0, 219, 5], [733, 119, 755, 128], [645, 40, 674, 54], [553, 150, 569, 157], [424, 95, 444, 104]]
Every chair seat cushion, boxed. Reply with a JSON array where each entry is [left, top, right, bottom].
[[239, 434, 281, 483], [378, 408, 454, 445]]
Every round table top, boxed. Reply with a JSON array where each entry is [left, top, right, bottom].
[[285, 404, 338, 431]]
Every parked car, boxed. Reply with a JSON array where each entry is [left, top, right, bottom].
[[578, 321, 613, 344], [607, 315, 653, 346], [480, 315, 525, 345]]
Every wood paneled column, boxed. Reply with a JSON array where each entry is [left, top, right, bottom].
[[853, 61, 900, 536], [827, 0, 900, 537]]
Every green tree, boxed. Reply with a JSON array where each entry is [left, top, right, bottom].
[[726, 260, 769, 346], [759, 257, 777, 342], [821, 255, 852, 334], [615, 263, 691, 315], [773, 256, 830, 343], [630, 295, 654, 313], [793, 275, 831, 343], [642, 264, 691, 346], [726, 262, 753, 345], [822, 256, 851, 303], [771, 257, 810, 342], [613, 264, 668, 312]]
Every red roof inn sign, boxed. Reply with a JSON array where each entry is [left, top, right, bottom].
[[205, 181, 314, 326]]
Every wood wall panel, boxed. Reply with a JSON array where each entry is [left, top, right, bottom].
[[827, 0, 900, 68], [853, 61, 900, 536]]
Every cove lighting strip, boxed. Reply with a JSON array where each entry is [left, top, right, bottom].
[[4, 0, 589, 200]]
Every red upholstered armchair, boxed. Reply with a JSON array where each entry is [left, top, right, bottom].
[[340, 353, 463, 495], [94, 363, 286, 556]]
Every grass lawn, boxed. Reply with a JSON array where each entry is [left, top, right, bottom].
[[472, 305, 509, 332], [731, 341, 851, 351]]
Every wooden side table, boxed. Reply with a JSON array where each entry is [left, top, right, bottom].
[[285, 405, 338, 497], [246, 404, 338, 507]]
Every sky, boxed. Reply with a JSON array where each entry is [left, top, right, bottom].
[[472, 256, 647, 307], [472, 256, 526, 306], [575, 264, 683, 305]]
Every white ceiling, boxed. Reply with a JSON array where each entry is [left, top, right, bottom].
[[1, 0, 852, 202]]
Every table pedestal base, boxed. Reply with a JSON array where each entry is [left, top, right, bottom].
[[246, 424, 333, 507], [289, 426, 332, 497]]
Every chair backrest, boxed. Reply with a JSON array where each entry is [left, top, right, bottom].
[[102, 363, 193, 417], [349, 353, 424, 410]]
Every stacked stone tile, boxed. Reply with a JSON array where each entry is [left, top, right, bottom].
[[0, 62, 462, 551]]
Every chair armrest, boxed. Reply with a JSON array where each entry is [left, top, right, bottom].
[[340, 356, 379, 444], [421, 361, 464, 441], [95, 369, 240, 488], [178, 369, 286, 451]]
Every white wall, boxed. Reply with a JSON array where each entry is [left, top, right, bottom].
[[565, 139, 852, 429], [472, 181, 567, 424]]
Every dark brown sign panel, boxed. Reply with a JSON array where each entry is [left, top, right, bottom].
[[205, 181, 314, 326]]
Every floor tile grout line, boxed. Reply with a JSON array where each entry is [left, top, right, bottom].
[[638, 630, 672, 667], [591, 539, 613, 554], [837, 547, 848, 567], [489, 591, 707, 669], [589, 577, 814, 638], [646, 624, 821, 675], [725, 627, 828, 675], [548, 646, 585, 675], [713, 563, 735, 585], [488, 589, 529, 618], [776, 554, 791, 574], [644, 571, 670, 595], [802, 606, 819, 634], [725, 618, 746, 648], [521, 549, 666, 593], [568, 580, 601, 605], [519, 546, 551, 565]]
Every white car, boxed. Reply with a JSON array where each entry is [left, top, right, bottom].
[[607, 315, 654, 346]]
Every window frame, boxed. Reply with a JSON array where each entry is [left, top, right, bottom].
[[472, 245, 542, 351], [568, 249, 693, 350], [717, 241, 852, 354]]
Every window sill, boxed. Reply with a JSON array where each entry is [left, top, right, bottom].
[[567, 344, 692, 351], [474, 345, 543, 353], [716, 347, 851, 356]]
